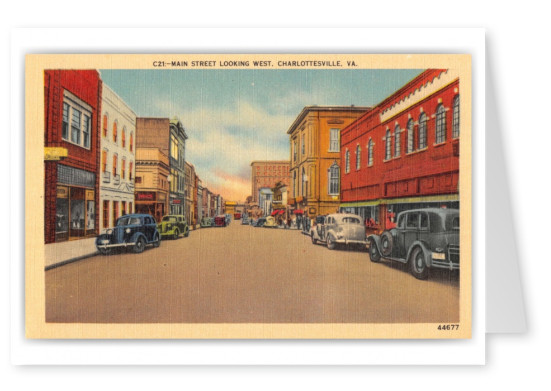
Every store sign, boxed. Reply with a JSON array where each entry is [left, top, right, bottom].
[[171, 199, 181, 204], [44, 147, 68, 161], [137, 192, 156, 201]]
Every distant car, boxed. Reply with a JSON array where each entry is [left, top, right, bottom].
[[263, 216, 278, 228], [234, 213, 242, 220], [96, 214, 160, 255], [253, 217, 266, 227], [157, 215, 189, 240], [367, 208, 460, 280], [310, 213, 366, 250], [214, 215, 227, 227], [225, 214, 232, 225], [200, 217, 213, 228]]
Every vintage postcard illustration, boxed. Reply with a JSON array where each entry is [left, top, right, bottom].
[[26, 54, 471, 339]]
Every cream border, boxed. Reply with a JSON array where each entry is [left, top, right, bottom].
[[26, 54, 472, 339]]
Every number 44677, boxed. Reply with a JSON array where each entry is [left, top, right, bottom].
[[437, 324, 459, 331]]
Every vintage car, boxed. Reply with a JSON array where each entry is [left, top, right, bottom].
[[252, 217, 266, 227], [310, 213, 366, 250], [234, 212, 242, 220], [263, 216, 278, 228], [157, 215, 189, 240], [241, 215, 250, 225], [96, 214, 160, 255], [214, 215, 227, 227], [366, 208, 460, 280], [200, 217, 213, 228], [225, 214, 232, 225]]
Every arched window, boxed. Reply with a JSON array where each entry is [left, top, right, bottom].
[[130, 132, 134, 152], [407, 118, 414, 153], [293, 171, 297, 197], [301, 167, 306, 196], [385, 129, 392, 160], [328, 163, 339, 195], [452, 95, 460, 138], [102, 114, 108, 138], [112, 121, 118, 143], [122, 127, 126, 148], [394, 125, 401, 157], [368, 138, 374, 166], [345, 149, 350, 173], [356, 144, 361, 170], [435, 104, 447, 144], [418, 113, 427, 149]]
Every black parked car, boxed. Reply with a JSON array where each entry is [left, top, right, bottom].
[[367, 208, 460, 279], [96, 214, 161, 255]]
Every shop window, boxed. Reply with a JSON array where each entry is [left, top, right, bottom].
[[122, 201, 127, 216], [328, 163, 340, 195], [394, 125, 401, 157], [435, 104, 447, 144], [62, 92, 92, 149], [129, 202, 133, 214], [113, 201, 119, 226], [385, 130, 392, 160], [407, 118, 414, 153], [418, 113, 427, 149], [452, 95, 460, 138], [55, 186, 69, 241]]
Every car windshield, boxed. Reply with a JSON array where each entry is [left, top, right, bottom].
[[341, 217, 361, 224], [162, 216, 177, 222], [116, 217, 141, 226]]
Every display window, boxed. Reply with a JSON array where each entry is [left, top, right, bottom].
[[55, 185, 95, 241]]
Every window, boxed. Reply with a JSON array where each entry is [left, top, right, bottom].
[[102, 114, 108, 138], [301, 167, 306, 196], [112, 201, 118, 227], [113, 121, 118, 143], [301, 134, 305, 155], [406, 213, 419, 229], [102, 201, 109, 228], [368, 139, 374, 166], [452, 95, 460, 138], [101, 150, 107, 173], [129, 202, 133, 214], [122, 201, 126, 216], [62, 93, 92, 149], [328, 163, 339, 195], [394, 125, 401, 157], [135, 176, 142, 184], [122, 127, 126, 148], [356, 145, 361, 170], [112, 154, 118, 177], [345, 149, 350, 173], [418, 113, 427, 149], [122, 158, 126, 180], [435, 104, 447, 144], [129, 161, 133, 180], [293, 171, 296, 197], [329, 128, 340, 152], [385, 130, 392, 160], [407, 118, 414, 153], [130, 132, 134, 152], [293, 140, 298, 161], [170, 134, 179, 160]]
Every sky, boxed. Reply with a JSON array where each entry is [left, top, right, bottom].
[[100, 69, 422, 202]]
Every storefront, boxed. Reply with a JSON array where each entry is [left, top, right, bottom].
[[54, 165, 96, 242], [135, 191, 168, 222]]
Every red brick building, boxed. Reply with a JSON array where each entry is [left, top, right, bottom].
[[250, 161, 290, 203], [44, 70, 102, 243], [340, 69, 460, 234]]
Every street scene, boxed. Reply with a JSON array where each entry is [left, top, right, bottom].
[[46, 220, 459, 323], [43, 62, 462, 325]]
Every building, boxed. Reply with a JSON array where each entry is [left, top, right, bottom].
[[184, 161, 195, 225], [225, 201, 237, 215], [99, 84, 136, 230], [135, 117, 188, 217], [339, 69, 460, 234], [195, 176, 203, 224], [134, 147, 170, 222], [250, 161, 290, 210], [286, 106, 369, 218], [44, 70, 102, 243]]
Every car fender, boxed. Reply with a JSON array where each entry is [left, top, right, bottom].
[[95, 233, 111, 245], [130, 231, 147, 244], [366, 234, 382, 254], [326, 229, 338, 241], [310, 228, 320, 240], [406, 240, 432, 267]]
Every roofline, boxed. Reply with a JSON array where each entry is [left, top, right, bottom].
[[250, 160, 290, 166], [286, 105, 371, 135]]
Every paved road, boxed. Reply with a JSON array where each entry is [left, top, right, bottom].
[[45, 221, 459, 323]]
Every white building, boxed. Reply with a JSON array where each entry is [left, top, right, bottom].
[[99, 84, 137, 230]]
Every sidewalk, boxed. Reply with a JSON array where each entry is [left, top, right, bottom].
[[44, 237, 98, 270]]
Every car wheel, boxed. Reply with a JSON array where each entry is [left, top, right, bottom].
[[173, 229, 179, 240], [409, 246, 429, 280], [368, 238, 381, 262], [98, 247, 111, 256], [327, 234, 336, 250], [153, 233, 161, 248], [311, 232, 318, 244], [133, 236, 146, 254], [380, 231, 393, 257], [184, 228, 189, 237]]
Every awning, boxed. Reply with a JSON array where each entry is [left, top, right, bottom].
[[270, 211, 278, 216], [278, 210, 285, 215], [293, 209, 304, 215]]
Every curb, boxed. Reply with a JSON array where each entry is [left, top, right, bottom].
[[44, 251, 99, 271]]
